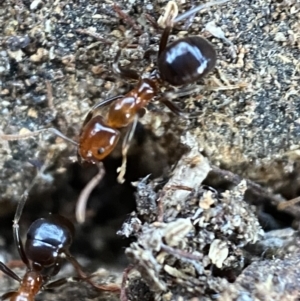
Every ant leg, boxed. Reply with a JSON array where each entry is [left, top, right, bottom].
[[44, 275, 89, 291], [0, 262, 21, 282], [159, 98, 185, 117], [42, 261, 62, 284], [12, 150, 59, 268], [43, 262, 83, 290], [174, 0, 230, 23], [182, 0, 197, 30], [82, 95, 124, 127], [12, 182, 35, 268], [42, 261, 77, 290], [91, 95, 124, 110], [112, 49, 140, 81], [44, 277, 74, 290], [64, 251, 120, 292], [0, 292, 18, 300], [158, 1, 178, 56], [117, 115, 138, 184], [158, 26, 172, 57], [76, 29, 112, 45], [160, 85, 203, 117], [76, 162, 105, 224], [45, 274, 119, 293], [113, 3, 143, 35]]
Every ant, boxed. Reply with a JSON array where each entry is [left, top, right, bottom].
[[78, 0, 229, 178], [0, 208, 119, 300], [0, 0, 230, 223]]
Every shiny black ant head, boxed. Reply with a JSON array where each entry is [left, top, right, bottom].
[[25, 215, 75, 267], [158, 36, 216, 86]]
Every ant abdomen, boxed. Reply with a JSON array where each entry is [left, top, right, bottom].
[[158, 36, 217, 86], [79, 115, 120, 162], [25, 215, 74, 267]]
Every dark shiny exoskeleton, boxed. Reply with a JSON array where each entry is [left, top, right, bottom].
[[0, 215, 119, 301]]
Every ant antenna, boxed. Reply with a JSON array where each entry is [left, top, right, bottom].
[[13, 150, 56, 225], [174, 0, 230, 24], [12, 150, 56, 267], [1, 127, 78, 225], [0, 128, 78, 147], [76, 162, 105, 224], [13, 177, 37, 226], [12, 173, 39, 267]]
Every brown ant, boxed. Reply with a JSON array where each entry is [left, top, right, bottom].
[[0, 0, 230, 223], [0, 196, 119, 300]]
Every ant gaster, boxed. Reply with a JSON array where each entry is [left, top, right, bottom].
[[0, 0, 230, 223], [0, 214, 119, 301]]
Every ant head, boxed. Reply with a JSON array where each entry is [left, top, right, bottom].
[[158, 36, 216, 86], [78, 115, 120, 163], [25, 215, 74, 267]]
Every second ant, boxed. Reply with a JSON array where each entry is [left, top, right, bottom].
[[0, 0, 230, 223], [0, 199, 119, 300]]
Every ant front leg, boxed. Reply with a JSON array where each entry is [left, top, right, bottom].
[[112, 49, 140, 81], [42, 260, 62, 284], [64, 251, 120, 292], [0, 260, 21, 300], [0, 262, 21, 282], [158, 26, 171, 57], [117, 115, 139, 184], [158, 1, 178, 56], [159, 97, 186, 117], [43, 261, 81, 292], [160, 85, 204, 118], [44, 277, 75, 290]]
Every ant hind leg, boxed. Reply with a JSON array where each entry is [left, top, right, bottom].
[[117, 115, 139, 184]]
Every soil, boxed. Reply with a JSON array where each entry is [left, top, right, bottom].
[[0, 0, 299, 300]]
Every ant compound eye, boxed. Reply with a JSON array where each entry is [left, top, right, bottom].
[[98, 147, 105, 154]]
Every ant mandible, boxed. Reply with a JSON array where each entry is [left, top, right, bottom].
[[0, 208, 119, 300], [0, 0, 230, 223]]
